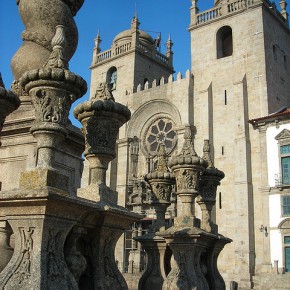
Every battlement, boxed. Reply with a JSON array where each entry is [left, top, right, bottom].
[[191, 0, 288, 28], [125, 69, 192, 95]]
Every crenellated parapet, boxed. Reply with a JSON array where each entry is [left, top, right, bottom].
[[127, 69, 193, 95]]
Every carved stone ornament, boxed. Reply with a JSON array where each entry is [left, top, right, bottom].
[[94, 82, 115, 101], [2, 227, 35, 288], [74, 83, 131, 159], [145, 144, 175, 204], [74, 83, 130, 189], [44, 25, 69, 70], [19, 68, 87, 128]]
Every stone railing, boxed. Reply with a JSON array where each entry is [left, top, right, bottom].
[[115, 42, 132, 56], [137, 43, 170, 66], [95, 41, 169, 67], [96, 49, 112, 63], [194, 0, 286, 26], [196, 6, 222, 24]]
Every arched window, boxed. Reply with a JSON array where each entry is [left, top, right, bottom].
[[217, 26, 233, 59], [106, 67, 117, 90]]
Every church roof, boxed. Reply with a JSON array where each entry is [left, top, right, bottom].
[[113, 29, 154, 45], [249, 107, 290, 125]]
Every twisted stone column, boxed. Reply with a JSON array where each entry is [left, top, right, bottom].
[[11, 0, 84, 81]]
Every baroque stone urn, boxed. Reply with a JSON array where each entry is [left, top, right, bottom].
[[74, 82, 131, 203], [168, 125, 207, 227], [197, 140, 225, 234], [144, 144, 175, 231]]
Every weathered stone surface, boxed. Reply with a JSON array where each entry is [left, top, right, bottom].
[[11, 0, 84, 80]]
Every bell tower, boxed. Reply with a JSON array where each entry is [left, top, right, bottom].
[[89, 16, 174, 103], [189, 0, 290, 288]]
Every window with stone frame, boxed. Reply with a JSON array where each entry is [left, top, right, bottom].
[[216, 26, 233, 59], [275, 129, 290, 186], [282, 196, 290, 216], [106, 66, 117, 90], [284, 235, 290, 272], [279, 219, 290, 272], [143, 117, 177, 157]]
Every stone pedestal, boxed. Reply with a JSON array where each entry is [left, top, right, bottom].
[[0, 188, 138, 289], [136, 233, 169, 290]]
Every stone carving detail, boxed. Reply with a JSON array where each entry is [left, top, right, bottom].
[[143, 117, 177, 156], [85, 117, 119, 152], [64, 227, 87, 284], [2, 227, 34, 288], [21, 30, 52, 51], [44, 25, 69, 70], [47, 230, 63, 281], [11, 80, 28, 96], [32, 89, 71, 125], [177, 169, 199, 191], [14, 228, 34, 284], [94, 82, 115, 101]]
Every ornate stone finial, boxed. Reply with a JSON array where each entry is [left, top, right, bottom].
[[279, 0, 289, 21], [202, 140, 214, 168], [94, 83, 115, 101], [44, 25, 69, 70], [131, 15, 140, 31], [94, 30, 102, 51], [166, 34, 173, 53], [156, 144, 168, 173], [180, 125, 197, 156]]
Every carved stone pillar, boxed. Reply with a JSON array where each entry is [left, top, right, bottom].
[[74, 82, 131, 203], [158, 128, 231, 290], [168, 125, 207, 227], [18, 26, 87, 193], [197, 140, 224, 234], [137, 144, 174, 290]]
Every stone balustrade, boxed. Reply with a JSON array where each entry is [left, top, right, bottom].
[[194, 0, 287, 26], [94, 41, 170, 67]]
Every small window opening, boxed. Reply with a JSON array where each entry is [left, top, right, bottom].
[[222, 146, 224, 155], [219, 192, 222, 209], [217, 26, 233, 59], [106, 66, 117, 90], [225, 90, 227, 105]]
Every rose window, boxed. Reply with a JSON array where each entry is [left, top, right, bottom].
[[144, 118, 177, 156]]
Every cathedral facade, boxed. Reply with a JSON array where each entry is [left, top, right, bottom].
[[1, 0, 290, 289], [86, 0, 290, 288]]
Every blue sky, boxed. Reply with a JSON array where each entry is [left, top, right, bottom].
[[0, 0, 287, 124]]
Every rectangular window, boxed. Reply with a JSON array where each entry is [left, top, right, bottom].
[[282, 196, 290, 216], [285, 247, 290, 272], [284, 236, 290, 244], [281, 145, 290, 154], [282, 157, 290, 184]]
